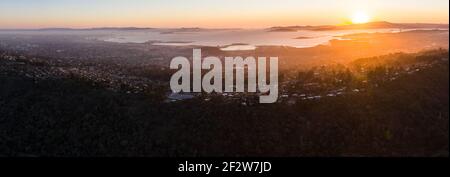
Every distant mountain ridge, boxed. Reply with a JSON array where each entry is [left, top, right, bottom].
[[0, 27, 156, 31], [0, 27, 244, 32], [38, 27, 154, 31], [269, 21, 450, 32], [1, 21, 448, 32]]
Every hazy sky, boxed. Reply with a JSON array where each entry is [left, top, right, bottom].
[[0, 0, 448, 28]]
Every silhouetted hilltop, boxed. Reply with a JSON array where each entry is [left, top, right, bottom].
[[0, 49, 448, 156], [268, 21, 449, 32]]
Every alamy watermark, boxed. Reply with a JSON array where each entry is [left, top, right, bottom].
[[170, 49, 279, 103]]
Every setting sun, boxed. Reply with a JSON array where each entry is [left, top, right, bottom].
[[351, 11, 371, 24]]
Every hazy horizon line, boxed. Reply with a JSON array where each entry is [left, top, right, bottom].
[[1, 21, 449, 31]]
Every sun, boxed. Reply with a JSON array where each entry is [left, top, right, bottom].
[[351, 11, 371, 24]]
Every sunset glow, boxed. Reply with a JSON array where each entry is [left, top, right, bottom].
[[351, 11, 371, 24], [0, 0, 449, 160], [0, 0, 448, 28]]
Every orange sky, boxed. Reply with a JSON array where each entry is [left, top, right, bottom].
[[0, 0, 448, 29]]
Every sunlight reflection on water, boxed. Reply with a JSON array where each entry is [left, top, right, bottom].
[[100, 28, 419, 51]]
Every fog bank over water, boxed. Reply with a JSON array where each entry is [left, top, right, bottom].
[[98, 28, 430, 50], [2, 21, 448, 51], [1, 27, 447, 51]]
